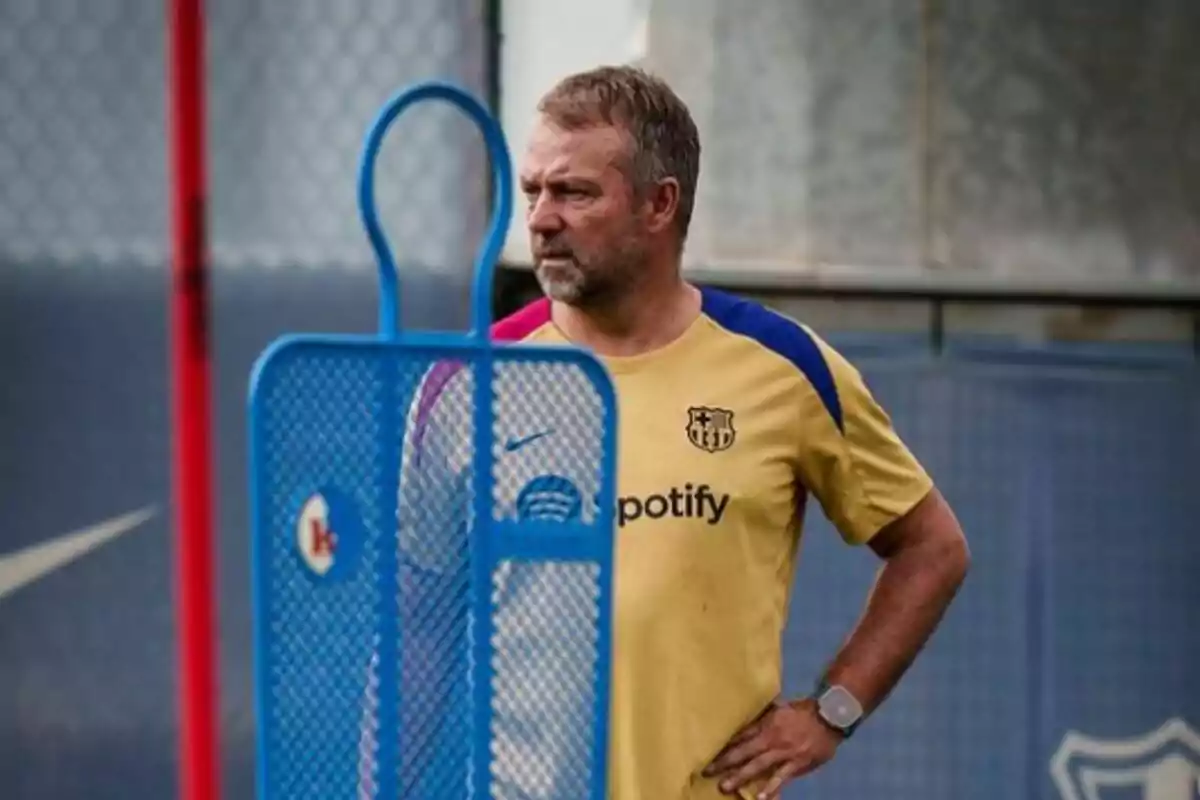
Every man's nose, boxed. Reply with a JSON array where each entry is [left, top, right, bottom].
[[527, 193, 563, 234]]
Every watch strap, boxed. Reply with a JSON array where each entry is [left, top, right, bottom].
[[811, 678, 863, 738]]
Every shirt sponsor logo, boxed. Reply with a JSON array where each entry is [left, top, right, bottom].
[[617, 483, 730, 528], [512, 477, 731, 529]]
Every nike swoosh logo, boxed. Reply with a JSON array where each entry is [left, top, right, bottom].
[[0, 506, 157, 602], [504, 430, 553, 452]]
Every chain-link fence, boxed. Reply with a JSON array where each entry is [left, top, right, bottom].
[[0, 0, 492, 275], [0, 4, 495, 800]]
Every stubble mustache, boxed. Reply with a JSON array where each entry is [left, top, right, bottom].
[[533, 243, 575, 264]]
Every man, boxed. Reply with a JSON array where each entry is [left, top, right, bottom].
[[371, 65, 971, 800]]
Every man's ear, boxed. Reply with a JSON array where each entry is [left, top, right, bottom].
[[643, 177, 681, 235]]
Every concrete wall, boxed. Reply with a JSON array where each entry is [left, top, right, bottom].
[[500, 0, 1200, 286], [496, 0, 1199, 343]]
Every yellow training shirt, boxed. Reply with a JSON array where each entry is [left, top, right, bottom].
[[364, 286, 934, 799]]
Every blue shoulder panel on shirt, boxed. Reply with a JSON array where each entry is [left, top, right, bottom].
[[701, 287, 844, 432]]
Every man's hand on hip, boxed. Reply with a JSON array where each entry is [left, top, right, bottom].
[[703, 699, 842, 799]]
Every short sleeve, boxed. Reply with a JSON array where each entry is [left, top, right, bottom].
[[397, 362, 474, 574], [358, 362, 475, 798], [795, 330, 934, 546]]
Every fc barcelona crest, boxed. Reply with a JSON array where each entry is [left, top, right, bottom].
[[686, 406, 736, 453]]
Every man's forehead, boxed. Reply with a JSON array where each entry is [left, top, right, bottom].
[[521, 119, 628, 178]]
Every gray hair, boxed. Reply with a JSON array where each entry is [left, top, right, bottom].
[[536, 64, 701, 240]]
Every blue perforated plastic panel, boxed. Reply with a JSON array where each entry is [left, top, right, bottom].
[[249, 341, 617, 800], [247, 81, 618, 800]]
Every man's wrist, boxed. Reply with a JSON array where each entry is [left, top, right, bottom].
[[808, 677, 866, 738]]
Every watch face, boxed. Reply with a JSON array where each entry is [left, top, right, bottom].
[[819, 685, 863, 729]]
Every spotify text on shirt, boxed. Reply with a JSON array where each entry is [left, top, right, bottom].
[[617, 484, 729, 528]]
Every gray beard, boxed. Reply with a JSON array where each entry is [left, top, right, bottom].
[[535, 248, 646, 309], [534, 259, 589, 305]]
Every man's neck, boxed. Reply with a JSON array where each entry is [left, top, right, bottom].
[[551, 276, 702, 358]]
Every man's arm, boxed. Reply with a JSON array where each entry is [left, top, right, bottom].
[[796, 327, 971, 718], [706, 326, 969, 799], [819, 485, 969, 719], [706, 489, 969, 799]]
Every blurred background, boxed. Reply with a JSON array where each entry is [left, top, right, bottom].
[[1, 0, 1198, 798]]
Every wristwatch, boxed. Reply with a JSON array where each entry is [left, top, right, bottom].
[[811, 679, 865, 738]]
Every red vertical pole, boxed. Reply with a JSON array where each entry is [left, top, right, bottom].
[[168, 0, 220, 797]]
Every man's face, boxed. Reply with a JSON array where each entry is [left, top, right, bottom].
[[519, 117, 650, 306]]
